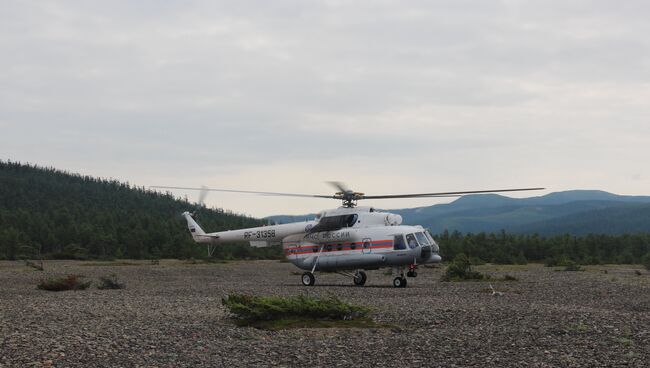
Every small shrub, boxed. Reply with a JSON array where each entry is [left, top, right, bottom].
[[37, 275, 91, 291], [222, 294, 373, 329], [503, 274, 518, 281], [512, 251, 528, 265], [97, 274, 125, 290], [24, 260, 44, 271], [441, 253, 488, 282], [634, 270, 642, 276], [562, 261, 584, 272], [642, 252, 650, 271], [545, 255, 572, 267], [544, 257, 557, 267]]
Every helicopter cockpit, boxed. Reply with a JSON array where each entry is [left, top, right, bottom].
[[393, 230, 440, 262]]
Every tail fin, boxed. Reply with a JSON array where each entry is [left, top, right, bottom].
[[182, 211, 206, 241]]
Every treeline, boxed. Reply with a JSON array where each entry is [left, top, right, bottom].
[[0, 161, 271, 260], [2, 161, 650, 264], [435, 230, 650, 265]]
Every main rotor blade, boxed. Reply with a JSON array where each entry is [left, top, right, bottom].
[[327, 181, 351, 193], [361, 187, 545, 200], [150, 186, 334, 199], [197, 185, 209, 206]]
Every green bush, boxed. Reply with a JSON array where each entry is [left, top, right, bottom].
[[97, 274, 125, 290], [441, 253, 488, 282], [562, 261, 584, 272], [641, 253, 650, 271], [513, 251, 528, 265], [222, 294, 370, 324], [37, 275, 91, 291]]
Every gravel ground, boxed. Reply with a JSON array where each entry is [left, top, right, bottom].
[[1, 260, 649, 367]]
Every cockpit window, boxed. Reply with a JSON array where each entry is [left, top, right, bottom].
[[406, 233, 419, 249], [415, 232, 431, 246], [425, 230, 439, 252]]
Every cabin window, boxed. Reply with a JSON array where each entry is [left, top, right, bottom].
[[406, 233, 419, 249], [337, 243, 343, 251], [393, 235, 406, 250], [326, 244, 332, 252], [350, 243, 357, 250], [415, 232, 431, 246], [312, 246, 319, 253]]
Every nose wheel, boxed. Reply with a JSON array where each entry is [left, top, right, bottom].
[[301, 272, 315, 286]]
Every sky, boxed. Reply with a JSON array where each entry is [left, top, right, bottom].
[[1, 0, 649, 217]]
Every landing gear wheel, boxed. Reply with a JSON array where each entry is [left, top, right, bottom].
[[301, 272, 315, 286], [353, 271, 367, 286], [393, 277, 407, 288]]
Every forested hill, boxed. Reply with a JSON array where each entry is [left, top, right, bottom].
[[0, 161, 264, 260]]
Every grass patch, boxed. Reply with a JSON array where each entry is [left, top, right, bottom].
[[561, 261, 584, 272], [97, 274, 126, 290], [569, 323, 591, 334], [24, 260, 44, 271], [222, 294, 384, 330], [613, 336, 633, 347], [37, 275, 91, 291]]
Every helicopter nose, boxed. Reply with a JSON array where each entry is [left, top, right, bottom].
[[429, 254, 442, 263]]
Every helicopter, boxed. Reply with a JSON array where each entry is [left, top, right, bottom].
[[153, 182, 544, 288]]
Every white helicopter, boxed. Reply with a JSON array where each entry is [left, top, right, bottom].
[[153, 183, 543, 288]]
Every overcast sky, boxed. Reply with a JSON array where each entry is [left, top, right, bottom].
[[2, 1, 649, 217]]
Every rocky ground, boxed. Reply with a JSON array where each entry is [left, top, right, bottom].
[[1, 260, 649, 367]]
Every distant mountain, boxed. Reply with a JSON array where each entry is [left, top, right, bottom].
[[267, 190, 650, 236]]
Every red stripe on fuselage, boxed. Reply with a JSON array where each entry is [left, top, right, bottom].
[[283, 240, 393, 256]]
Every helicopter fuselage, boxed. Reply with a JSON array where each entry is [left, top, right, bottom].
[[183, 206, 441, 286]]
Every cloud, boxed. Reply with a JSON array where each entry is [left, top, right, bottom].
[[1, 0, 649, 216]]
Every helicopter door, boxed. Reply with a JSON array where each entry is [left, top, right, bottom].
[[362, 238, 372, 254]]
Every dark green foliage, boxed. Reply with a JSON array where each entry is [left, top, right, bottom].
[[642, 253, 650, 271], [435, 230, 650, 266], [37, 275, 91, 291], [468, 256, 486, 265], [222, 294, 371, 329], [503, 274, 518, 281], [562, 261, 584, 272], [0, 161, 266, 260], [97, 274, 125, 289], [441, 253, 488, 281]]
